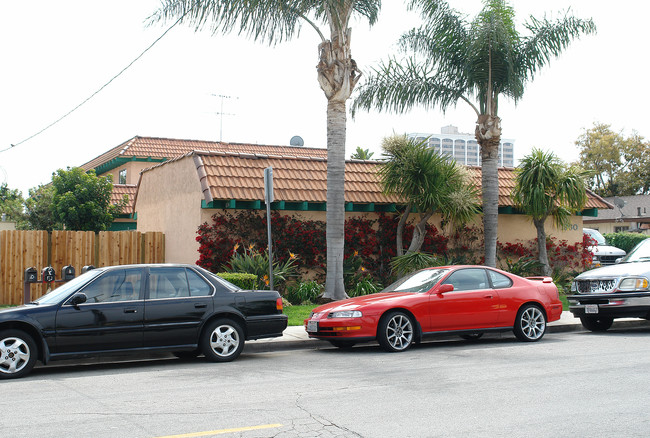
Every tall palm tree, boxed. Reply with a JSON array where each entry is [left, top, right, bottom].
[[150, 0, 381, 300], [352, 0, 595, 267], [379, 135, 478, 255], [512, 149, 589, 276]]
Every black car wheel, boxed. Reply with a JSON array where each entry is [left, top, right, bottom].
[[0, 330, 37, 380], [513, 304, 546, 342], [378, 311, 414, 352], [580, 315, 614, 332], [201, 319, 245, 362], [329, 340, 357, 349]]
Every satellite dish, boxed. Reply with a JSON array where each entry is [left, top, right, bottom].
[[613, 197, 626, 209], [290, 136, 304, 147]]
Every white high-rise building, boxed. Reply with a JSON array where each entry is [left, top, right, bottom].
[[408, 125, 515, 167]]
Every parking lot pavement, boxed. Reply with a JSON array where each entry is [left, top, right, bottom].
[[243, 311, 650, 353]]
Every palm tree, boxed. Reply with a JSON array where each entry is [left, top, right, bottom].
[[512, 149, 589, 276], [379, 135, 479, 256], [150, 0, 381, 300], [351, 146, 374, 160], [352, 0, 595, 267]]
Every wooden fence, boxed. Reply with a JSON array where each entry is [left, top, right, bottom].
[[0, 230, 165, 305]]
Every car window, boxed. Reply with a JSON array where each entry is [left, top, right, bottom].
[[187, 268, 213, 296], [487, 270, 513, 288], [382, 269, 449, 293], [149, 267, 190, 299], [442, 268, 489, 292], [80, 268, 142, 303]]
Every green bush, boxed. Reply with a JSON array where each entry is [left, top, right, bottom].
[[285, 281, 323, 305], [348, 277, 382, 297], [500, 256, 543, 277], [604, 233, 649, 253], [389, 251, 441, 277], [222, 245, 299, 292], [217, 273, 257, 289]]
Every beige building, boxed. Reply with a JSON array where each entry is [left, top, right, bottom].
[[583, 195, 650, 234], [133, 150, 611, 264]]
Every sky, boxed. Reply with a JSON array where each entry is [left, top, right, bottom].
[[1, 1, 648, 196]]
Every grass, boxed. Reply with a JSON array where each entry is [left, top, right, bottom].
[[284, 304, 318, 326]]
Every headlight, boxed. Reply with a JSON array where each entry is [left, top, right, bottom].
[[329, 310, 362, 318], [570, 281, 577, 292], [618, 277, 649, 291]]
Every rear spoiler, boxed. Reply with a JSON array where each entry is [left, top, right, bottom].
[[526, 276, 554, 283]]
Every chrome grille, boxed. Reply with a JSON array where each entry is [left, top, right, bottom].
[[575, 279, 616, 294]]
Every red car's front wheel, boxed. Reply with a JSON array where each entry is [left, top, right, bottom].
[[378, 311, 414, 352]]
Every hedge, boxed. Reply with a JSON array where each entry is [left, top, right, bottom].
[[217, 272, 257, 290], [603, 233, 649, 253]]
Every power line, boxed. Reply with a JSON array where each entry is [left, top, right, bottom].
[[1, 7, 192, 154]]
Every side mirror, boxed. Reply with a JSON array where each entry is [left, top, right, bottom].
[[70, 293, 87, 307], [437, 284, 454, 294]]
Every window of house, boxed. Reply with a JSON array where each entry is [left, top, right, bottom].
[[119, 169, 127, 185], [615, 226, 629, 233]]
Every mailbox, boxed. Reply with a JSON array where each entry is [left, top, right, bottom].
[[62, 265, 76, 281], [24, 267, 38, 283], [81, 265, 95, 274], [41, 266, 56, 283]]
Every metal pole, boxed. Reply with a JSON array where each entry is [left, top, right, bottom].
[[264, 167, 274, 291]]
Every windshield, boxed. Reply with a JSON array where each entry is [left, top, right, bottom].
[[620, 238, 650, 263], [584, 228, 606, 246], [382, 269, 449, 293], [34, 269, 104, 304]]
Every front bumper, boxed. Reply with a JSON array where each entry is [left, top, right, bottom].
[[567, 291, 650, 319]]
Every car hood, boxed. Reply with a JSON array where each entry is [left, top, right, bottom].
[[312, 292, 417, 314], [590, 245, 626, 256], [576, 261, 650, 280]]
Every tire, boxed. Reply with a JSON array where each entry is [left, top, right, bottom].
[[201, 319, 245, 362], [0, 329, 38, 380], [460, 333, 484, 341], [513, 304, 547, 342], [173, 350, 200, 359], [580, 315, 613, 332], [329, 340, 357, 349], [378, 311, 414, 352]]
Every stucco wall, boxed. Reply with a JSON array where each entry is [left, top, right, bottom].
[[136, 156, 205, 263]]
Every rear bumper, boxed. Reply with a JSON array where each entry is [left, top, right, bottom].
[[246, 314, 288, 340]]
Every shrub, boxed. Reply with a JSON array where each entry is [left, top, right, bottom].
[[604, 233, 649, 253], [221, 244, 299, 292], [348, 277, 382, 297], [390, 252, 441, 277], [501, 256, 544, 277], [285, 281, 323, 305], [217, 273, 257, 290]]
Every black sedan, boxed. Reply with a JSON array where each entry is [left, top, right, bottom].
[[0, 264, 287, 379]]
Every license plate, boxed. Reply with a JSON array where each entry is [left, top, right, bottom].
[[307, 320, 318, 332], [585, 304, 599, 314]]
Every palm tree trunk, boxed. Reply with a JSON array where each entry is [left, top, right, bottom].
[[533, 217, 552, 276], [476, 114, 501, 267], [406, 212, 433, 254], [396, 204, 412, 257], [323, 100, 347, 301]]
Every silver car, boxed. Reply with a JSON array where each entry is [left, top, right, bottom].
[[568, 237, 650, 331]]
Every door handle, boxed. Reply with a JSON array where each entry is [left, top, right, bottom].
[[483, 295, 493, 299], [124, 308, 138, 313], [194, 303, 207, 309]]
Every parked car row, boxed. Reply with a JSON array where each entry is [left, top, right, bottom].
[[2, 236, 649, 380]]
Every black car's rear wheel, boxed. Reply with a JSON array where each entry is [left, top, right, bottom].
[[513, 304, 546, 342], [580, 315, 613, 332], [378, 311, 414, 352], [201, 319, 245, 362], [0, 330, 37, 380]]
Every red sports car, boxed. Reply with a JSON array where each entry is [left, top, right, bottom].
[[304, 266, 563, 352]]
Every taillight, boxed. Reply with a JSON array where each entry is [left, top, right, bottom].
[[276, 297, 283, 311]]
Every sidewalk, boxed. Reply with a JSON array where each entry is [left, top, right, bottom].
[[243, 311, 650, 353]]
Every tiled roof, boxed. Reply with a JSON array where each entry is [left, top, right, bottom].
[[175, 152, 611, 209], [111, 184, 137, 214], [80, 136, 328, 171]]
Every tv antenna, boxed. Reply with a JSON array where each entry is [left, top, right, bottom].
[[211, 94, 238, 141]]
